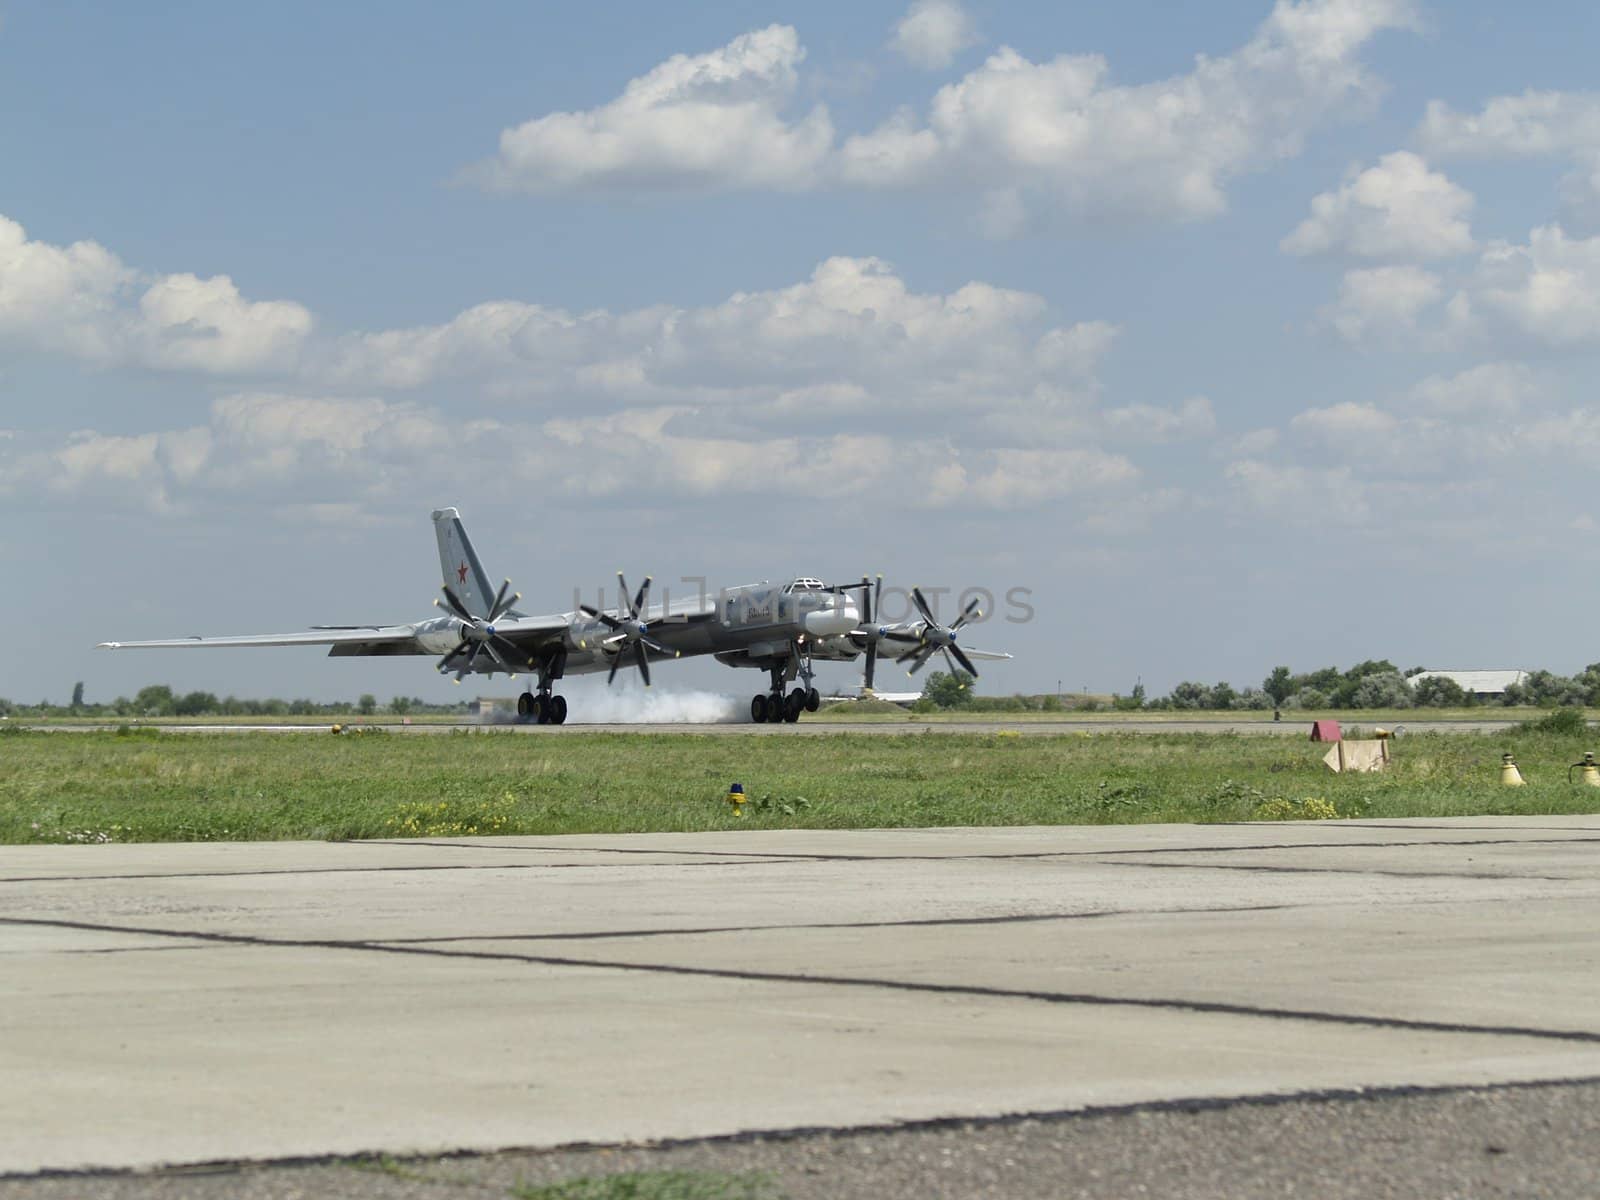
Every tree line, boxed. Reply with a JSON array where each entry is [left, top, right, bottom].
[[0, 684, 470, 719], [914, 661, 1600, 712]]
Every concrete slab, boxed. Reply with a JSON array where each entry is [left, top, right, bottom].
[[2, 817, 1598, 1175]]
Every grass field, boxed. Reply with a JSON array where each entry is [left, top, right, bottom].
[[4, 721, 1599, 844]]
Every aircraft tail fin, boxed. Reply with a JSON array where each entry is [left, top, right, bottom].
[[431, 508, 497, 619]]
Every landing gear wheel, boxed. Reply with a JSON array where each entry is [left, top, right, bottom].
[[784, 691, 804, 723], [548, 694, 568, 725], [768, 693, 787, 723], [533, 694, 550, 724], [805, 687, 821, 712], [751, 694, 768, 723], [517, 692, 535, 719]]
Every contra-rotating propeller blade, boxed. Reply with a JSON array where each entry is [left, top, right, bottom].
[[433, 577, 530, 680], [586, 571, 675, 687], [903, 587, 983, 680]]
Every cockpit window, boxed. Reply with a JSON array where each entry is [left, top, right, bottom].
[[784, 577, 826, 593]]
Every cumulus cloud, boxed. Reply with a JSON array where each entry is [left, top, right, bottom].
[[1291, 400, 1398, 439], [10, 393, 1144, 517], [1304, 223, 1600, 352], [1282, 152, 1475, 259], [468, 1, 1418, 226], [890, 0, 979, 70], [4, 395, 458, 513], [328, 256, 1118, 431], [844, 0, 1419, 224], [1225, 459, 1373, 524], [467, 26, 834, 192], [1102, 396, 1217, 442], [0, 215, 311, 372], [1405, 362, 1536, 416], [1418, 90, 1600, 224], [1320, 264, 1443, 344], [1456, 225, 1600, 347]]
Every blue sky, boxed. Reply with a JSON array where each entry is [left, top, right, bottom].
[[4, 0, 1600, 706]]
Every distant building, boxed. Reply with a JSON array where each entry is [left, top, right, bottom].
[[1408, 669, 1529, 699]]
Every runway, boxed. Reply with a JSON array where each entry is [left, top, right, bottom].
[[3, 817, 1598, 1184]]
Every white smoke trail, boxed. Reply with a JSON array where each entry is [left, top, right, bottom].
[[475, 684, 747, 725], [573, 687, 745, 724]]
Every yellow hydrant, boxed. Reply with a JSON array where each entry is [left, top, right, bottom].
[[1570, 752, 1600, 787], [726, 781, 747, 818], [1500, 752, 1526, 786]]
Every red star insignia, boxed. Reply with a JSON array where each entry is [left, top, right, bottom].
[[456, 561, 469, 584]]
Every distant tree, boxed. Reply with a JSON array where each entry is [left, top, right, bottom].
[[1209, 681, 1238, 710], [70, 681, 85, 709], [1113, 682, 1146, 711], [1262, 667, 1294, 708], [1333, 660, 1399, 708], [134, 685, 175, 716], [1294, 667, 1342, 697], [1290, 687, 1328, 710], [390, 696, 413, 715], [922, 670, 974, 709], [1351, 671, 1412, 709], [174, 690, 220, 716], [1412, 676, 1466, 707], [1167, 681, 1208, 710], [1521, 670, 1586, 707], [358, 693, 377, 716], [1578, 663, 1600, 706]]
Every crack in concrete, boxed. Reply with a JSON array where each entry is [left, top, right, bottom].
[[5, 913, 1598, 1047]]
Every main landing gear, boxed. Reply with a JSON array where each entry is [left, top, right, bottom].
[[517, 691, 568, 724], [517, 651, 569, 724], [749, 660, 822, 724]]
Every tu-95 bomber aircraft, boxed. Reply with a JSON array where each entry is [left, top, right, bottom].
[[99, 508, 1011, 724]]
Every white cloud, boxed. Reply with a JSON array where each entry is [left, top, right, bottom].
[[135, 274, 312, 373], [1456, 225, 1600, 347], [13, 394, 1143, 516], [329, 257, 1117, 431], [1419, 90, 1600, 160], [469, 26, 834, 193], [1305, 224, 1600, 352], [1406, 362, 1536, 416], [1320, 264, 1442, 343], [0, 215, 312, 373], [1291, 400, 1398, 439], [1103, 396, 1217, 441], [466, 1, 1417, 226], [1225, 459, 1372, 523], [1418, 90, 1600, 223], [1282, 152, 1475, 259], [891, 0, 979, 70], [843, 0, 1418, 223]]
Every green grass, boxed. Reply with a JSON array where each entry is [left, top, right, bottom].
[[3, 724, 1600, 844], [513, 1170, 782, 1200]]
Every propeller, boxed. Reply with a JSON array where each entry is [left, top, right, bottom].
[[579, 572, 679, 687], [893, 586, 983, 679], [433, 578, 528, 682], [841, 575, 888, 691]]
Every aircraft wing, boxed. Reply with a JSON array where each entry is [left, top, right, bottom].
[[99, 626, 427, 653]]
